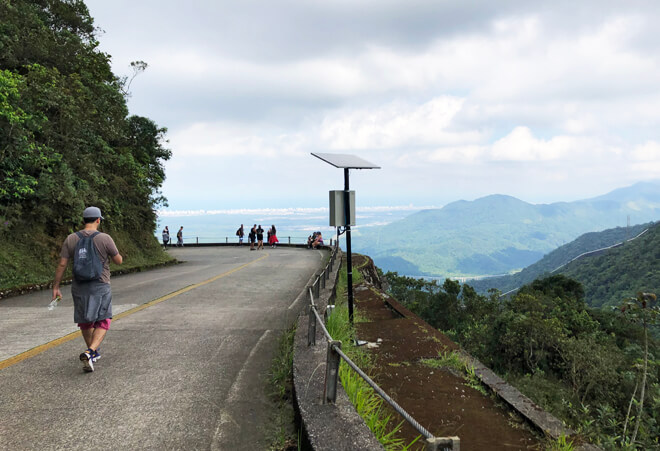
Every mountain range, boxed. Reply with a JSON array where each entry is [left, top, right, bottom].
[[468, 221, 658, 306], [353, 181, 660, 278]]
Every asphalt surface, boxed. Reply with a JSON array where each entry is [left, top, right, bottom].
[[0, 246, 326, 450]]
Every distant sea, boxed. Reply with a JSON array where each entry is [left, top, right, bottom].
[[155, 205, 434, 246]]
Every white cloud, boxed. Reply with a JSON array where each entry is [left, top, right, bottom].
[[168, 123, 307, 158], [633, 141, 660, 161], [319, 97, 483, 150], [490, 127, 579, 161]]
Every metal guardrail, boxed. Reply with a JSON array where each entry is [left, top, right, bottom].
[[161, 236, 331, 246], [306, 249, 460, 451]]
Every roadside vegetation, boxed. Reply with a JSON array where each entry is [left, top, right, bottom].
[[420, 351, 487, 396], [266, 326, 300, 451], [385, 272, 660, 449], [1, 1, 172, 293]]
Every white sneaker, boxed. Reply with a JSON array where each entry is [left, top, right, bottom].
[[79, 350, 94, 372]]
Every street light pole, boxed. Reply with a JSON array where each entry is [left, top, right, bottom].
[[311, 152, 380, 327], [343, 168, 354, 323]]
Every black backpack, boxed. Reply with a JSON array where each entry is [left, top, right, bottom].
[[73, 231, 103, 281]]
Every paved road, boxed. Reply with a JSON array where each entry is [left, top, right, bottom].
[[0, 246, 326, 450]]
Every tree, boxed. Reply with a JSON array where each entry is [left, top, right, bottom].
[[0, 0, 171, 290], [121, 60, 148, 96], [620, 292, 659, 445]]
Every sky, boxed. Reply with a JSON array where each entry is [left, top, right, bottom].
[[86, 0, 660, 212]]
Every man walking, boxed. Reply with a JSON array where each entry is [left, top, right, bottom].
[[52, 206, 123, 372], [177, 226, 184, 247]]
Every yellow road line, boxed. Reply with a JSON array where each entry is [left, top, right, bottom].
[[0, 253, 269, 371]]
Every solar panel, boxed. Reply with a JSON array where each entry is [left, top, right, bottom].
[[311, 152, 380, 169]]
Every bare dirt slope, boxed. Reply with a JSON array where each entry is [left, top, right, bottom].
[[353, 255, 543, 450]]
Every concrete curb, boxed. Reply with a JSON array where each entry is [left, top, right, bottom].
[[0, 242, 322, 301], [292, 250, 384, 450], [0, 259, 181, 302]]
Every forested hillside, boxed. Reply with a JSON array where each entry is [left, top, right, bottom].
[[561, 222, 660, 308], [384, 272, 660, 449], [355, 183, 660, 278], [469, 221, 655, 300], [0, 0, 172, 291]]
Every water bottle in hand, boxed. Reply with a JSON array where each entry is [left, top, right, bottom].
[[48, 295, 62, 311]]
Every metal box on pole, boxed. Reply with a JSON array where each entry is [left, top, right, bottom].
[[329, 190, 355, 226]]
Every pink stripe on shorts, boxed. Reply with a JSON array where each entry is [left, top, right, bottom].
[[78, 318, 111, 330]]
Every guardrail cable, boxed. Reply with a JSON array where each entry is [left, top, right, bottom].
[[332, 345, 434, 439], [305, 247, 460, 450], [309, 287, 332, 342]]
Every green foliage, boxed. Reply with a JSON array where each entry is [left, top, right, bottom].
[[420, 351, 488, 395], [266, 326, 299, 451], [562, 225, 660, 308], [0, 0, 172, 289], [618, 293, 660, 447], [268, 326, 296, 399], [420, 351, 464, 371], [472, 222, 660, 310], [546, 434, 575, 451], [469, 222, 653, 295], [385, 271, 660, 448]]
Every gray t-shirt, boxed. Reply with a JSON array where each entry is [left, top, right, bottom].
[[60, 229, 119, 284]]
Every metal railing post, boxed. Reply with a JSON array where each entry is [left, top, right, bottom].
[[308, 306, 317, 346], [321, 270, 326, 289], [196, 237, 199, 244], [426, 437, 460, 451], [323, 340, 342, 403], [315, 279, 320, 298], [326, 304, 335, 319]]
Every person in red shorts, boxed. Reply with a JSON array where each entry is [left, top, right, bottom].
[[268, 225, 279, 248], [52, 206, 123, 372]]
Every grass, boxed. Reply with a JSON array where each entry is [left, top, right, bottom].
[[420, 350, 463, 371], [334, 260, 364, 304], [266, 326, 300, 451], [546, 434, 575, 451], [420, 351, 488, 396]]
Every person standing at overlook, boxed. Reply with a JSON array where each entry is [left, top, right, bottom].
[[256, 225, 264, 250], [162, 226, 170, 249], [249, 224, 257, 251], [268, 225, 279, 248], [236, 224, 244, 245], [176, 226, 184, 247], [52, 206, 123, 372]]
